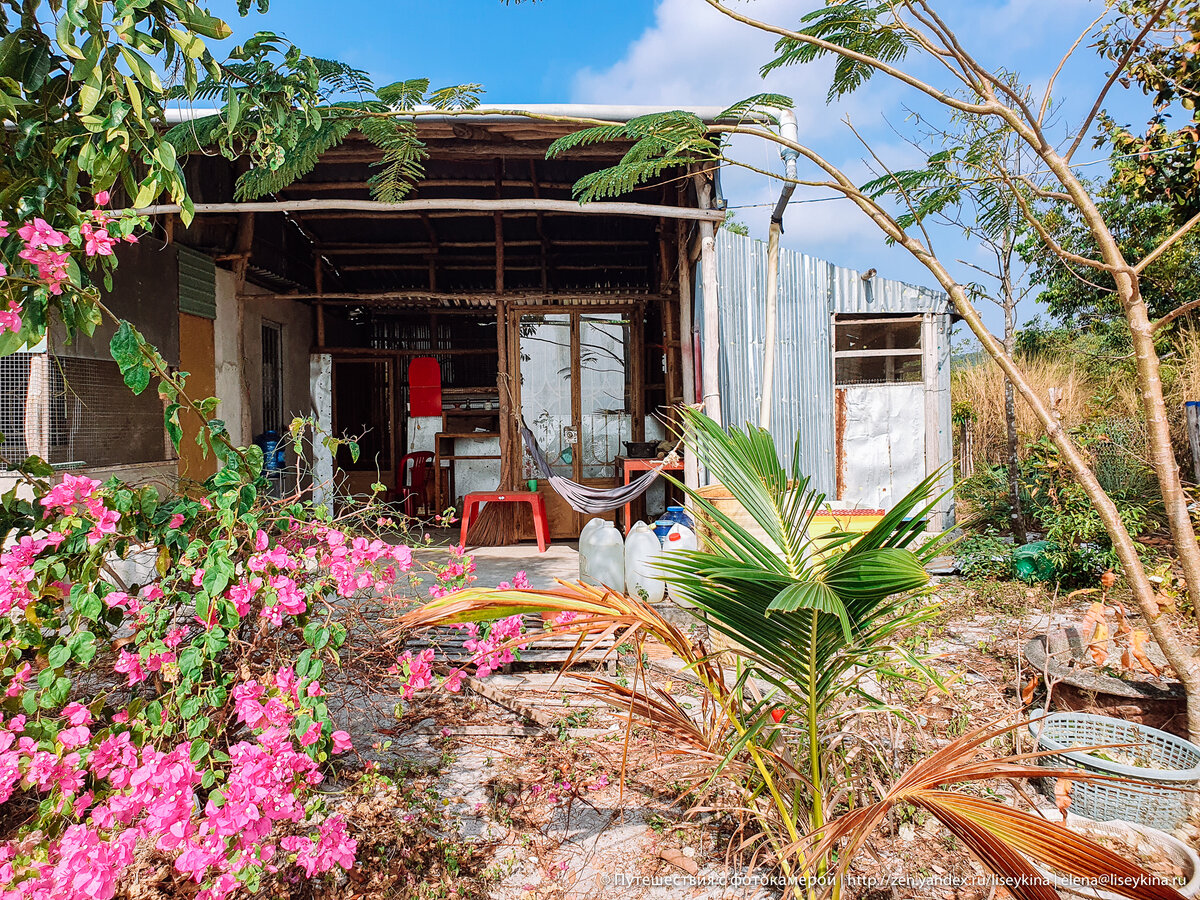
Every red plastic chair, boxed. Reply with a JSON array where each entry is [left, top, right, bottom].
[[396, 451, 433, 517]]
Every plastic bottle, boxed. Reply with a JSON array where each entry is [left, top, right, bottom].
[[663, 522, 698, 554], [624, 521, 665, 604], [662, 505, 695, 530], [579, 520, 624, 591], [577, 517, 606, 581]]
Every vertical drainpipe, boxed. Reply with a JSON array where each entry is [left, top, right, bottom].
[[760, 108, 798, 430]]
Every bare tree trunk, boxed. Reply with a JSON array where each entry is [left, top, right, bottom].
[[896, 233, 1200, 742], [1001, 256, 1027, 544], [1039, 148, 1200, 625]]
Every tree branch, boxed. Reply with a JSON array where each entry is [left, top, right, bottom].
[[703, 0, 998, 116], [1064, 0, 1173, 162], [1038, 7, 1112, 126], [1133, 208, 1200, 275], [1153, 296, 1200, 333]]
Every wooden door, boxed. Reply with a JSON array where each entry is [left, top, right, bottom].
[[177, 312, 217, 481]]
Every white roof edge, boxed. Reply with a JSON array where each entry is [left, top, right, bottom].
[[161, 103, 759, 125]]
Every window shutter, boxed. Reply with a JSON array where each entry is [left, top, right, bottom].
[[177, 246, 216, 319]]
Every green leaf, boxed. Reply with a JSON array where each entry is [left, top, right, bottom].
[[109, 321, 152, 394], [118, 46, 164, 93], [69, 631, 97, 664], [47, 644, 70, 668]]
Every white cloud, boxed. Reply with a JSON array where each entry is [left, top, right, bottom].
[[568, 0, 1109, 311], [571, 0, 845, 140]]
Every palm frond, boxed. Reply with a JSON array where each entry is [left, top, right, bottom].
[[715, 94, 792, 124], [798, 718, 1188, 900], [234, 115, 355, 199]]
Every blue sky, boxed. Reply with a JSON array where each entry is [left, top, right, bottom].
[[220, 0, 1162, 334]]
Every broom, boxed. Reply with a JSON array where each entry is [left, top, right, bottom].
[[463, 498, 522, 546]]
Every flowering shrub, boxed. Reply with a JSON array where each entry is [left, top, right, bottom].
[[0, 196, 143, 353], [0, 448, 461, 900]]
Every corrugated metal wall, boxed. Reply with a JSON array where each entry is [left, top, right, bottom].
[[700, 230, 953, 508]]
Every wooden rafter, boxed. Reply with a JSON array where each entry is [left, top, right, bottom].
[[132, 197, 726, 223]]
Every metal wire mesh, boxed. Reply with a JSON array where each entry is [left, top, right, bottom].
[[0, 352, 32, 464], [1, 352, 167, 469]]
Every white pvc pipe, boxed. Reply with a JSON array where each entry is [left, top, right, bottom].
[[759, 108, 799, 429]]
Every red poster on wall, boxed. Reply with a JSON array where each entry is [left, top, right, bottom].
[[408, 357, 442, 417]]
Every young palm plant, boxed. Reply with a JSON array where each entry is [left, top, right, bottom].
[[396, 411, 1182, 899]]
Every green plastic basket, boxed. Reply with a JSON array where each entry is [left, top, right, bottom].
[[1029, 711, 1200, 831]]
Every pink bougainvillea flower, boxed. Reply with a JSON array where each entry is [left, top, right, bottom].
[[331, 730, 352, 754], [81, 221, 118, 257], [62, 703, 92, 727], [169, 513, 185, 528], [0, 301, 19, 335], [299, 722, 321, 747], [94, 190, 110, 206]]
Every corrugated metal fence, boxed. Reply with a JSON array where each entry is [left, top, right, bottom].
[[699, 229, 951, 497]]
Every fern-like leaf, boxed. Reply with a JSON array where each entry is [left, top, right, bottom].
[[234, 116, 355, 199], [376, 78, 431, 108], [359, 116, 428, 203], [762, 1, 913, 101], [163, 114, 230, 158], [427, 83, 484, 110], [715, 93, 793, 124]]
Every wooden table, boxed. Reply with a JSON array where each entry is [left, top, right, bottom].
[[434, 431, 501, 512], [618, 456, 685, 535]]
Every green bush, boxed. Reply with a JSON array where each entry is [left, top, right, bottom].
[[956, 532, 1016, 579], [958, 435, 1153, 582]]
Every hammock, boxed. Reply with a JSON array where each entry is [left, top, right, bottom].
[[520, 424, 672, 514]]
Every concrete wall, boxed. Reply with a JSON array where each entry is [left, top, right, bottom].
[[212, 271, 313, 448]]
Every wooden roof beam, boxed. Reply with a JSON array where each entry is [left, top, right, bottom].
[[133, 197, 723, 223]]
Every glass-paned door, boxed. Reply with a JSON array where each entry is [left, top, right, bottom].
[[516, 309, 635, 485], [578, 314, 632, 478], [519, 313, 574, 481]]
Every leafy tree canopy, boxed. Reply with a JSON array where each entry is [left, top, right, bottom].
[[1019, 184, 1200, 335]]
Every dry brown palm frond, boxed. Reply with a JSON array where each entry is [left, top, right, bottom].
[[794, 717, 1187, 900], [392, 579, 730, 692]]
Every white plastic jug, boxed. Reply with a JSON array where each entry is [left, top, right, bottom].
[[663, 522, 698, 553], [624, 521, 666, 604], [577, 517, 606, 581], [660, 523, 698, 604], [579, 520, 624, 592]]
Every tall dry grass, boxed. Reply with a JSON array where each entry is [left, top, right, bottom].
[[1166, 326, 1200, 469], [952, 355, 1092, 465], [954, 328, 1200, 477]]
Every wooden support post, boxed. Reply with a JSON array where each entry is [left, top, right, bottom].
[[23, 353, 49, 460], [494, 213, 504, 294], [493, 160, 505, 295], [419, 213, 438, 291], [233, 207, 256, 446], [693, 174, 721, 428], [528, 160, 550, 292], [1187, 401, 1200, 483], [497, 300, 514, 489], [631, 305, 645, 442], [676, 206, 699, 492]]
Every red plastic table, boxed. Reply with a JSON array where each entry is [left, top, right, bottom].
[[619, 457, 685, 535], [460, 491, 550, 552]]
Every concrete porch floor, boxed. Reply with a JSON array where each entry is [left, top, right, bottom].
[[464, 540, 580, 589]]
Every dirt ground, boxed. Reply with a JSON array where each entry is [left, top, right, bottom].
[[314, 548, 1200, 900]]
